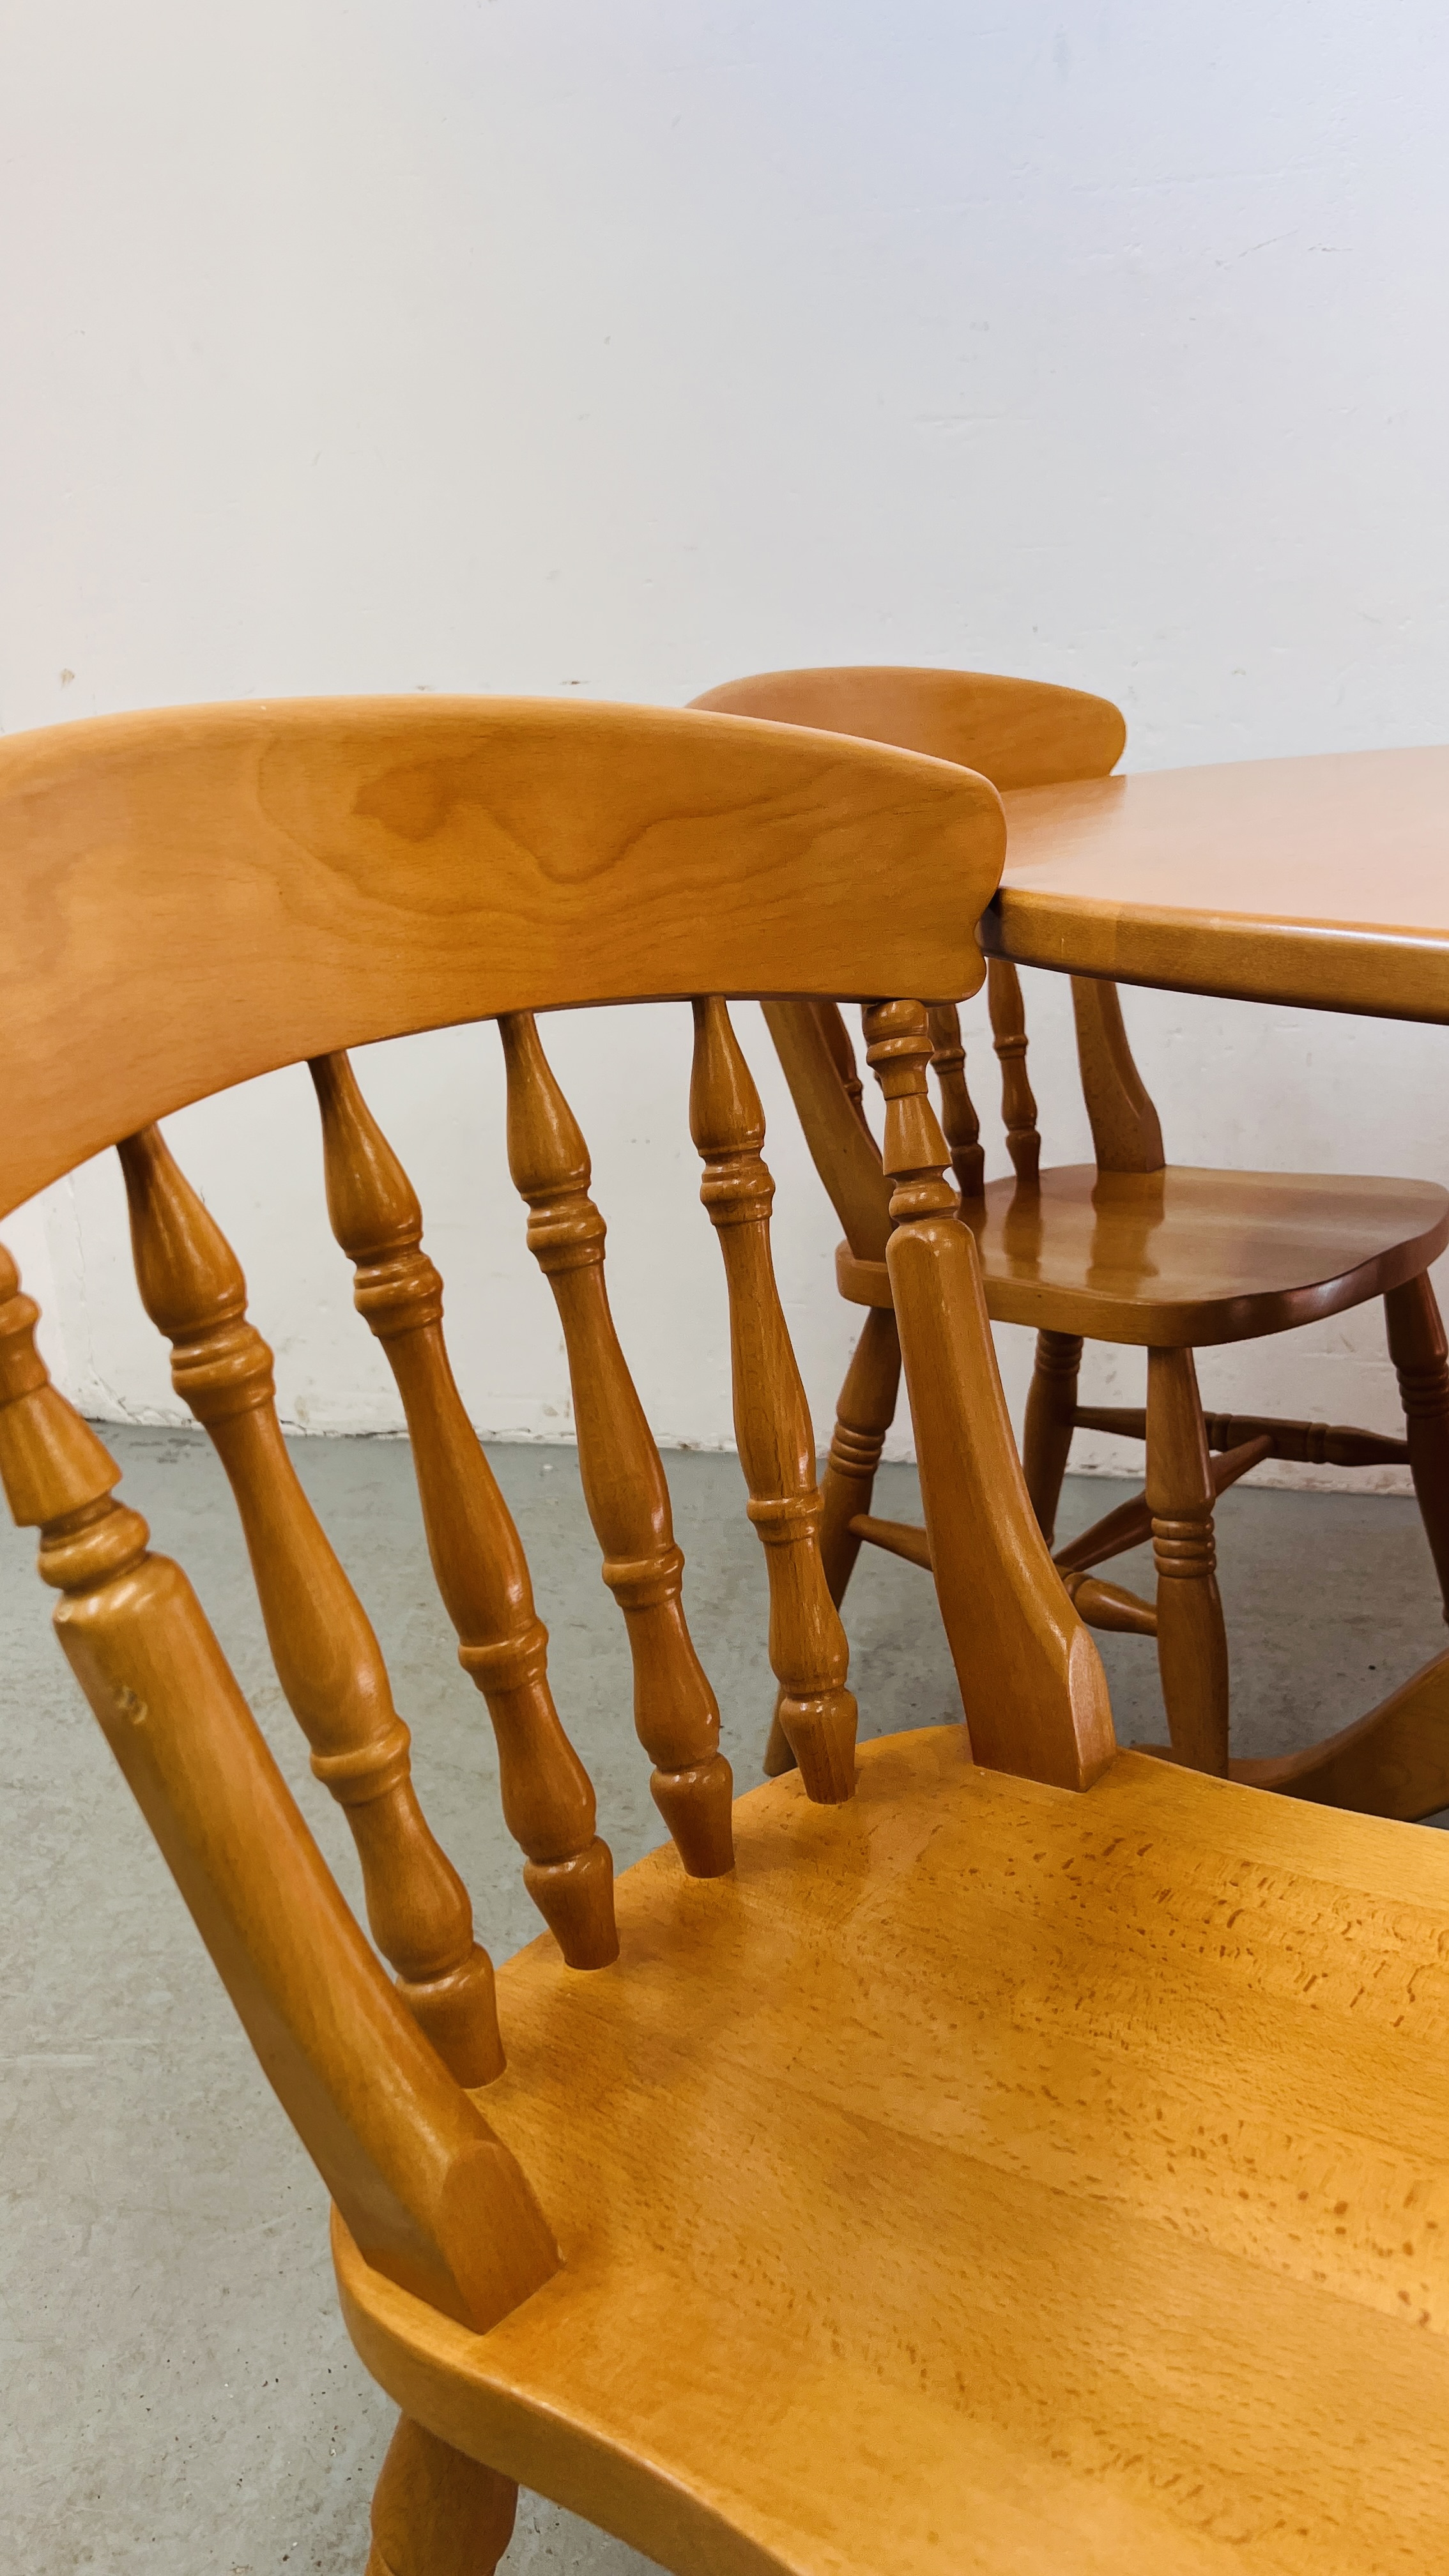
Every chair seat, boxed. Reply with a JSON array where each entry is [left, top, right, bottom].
[[836, 1163, 1449, 1346], [336, 1729, 1449, 2575]]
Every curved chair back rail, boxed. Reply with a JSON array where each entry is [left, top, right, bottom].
[[0, 693, 1116, 2380], [0, 693, 997, 1220]]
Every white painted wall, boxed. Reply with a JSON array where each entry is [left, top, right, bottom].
[[5, 0, 1449, 1486]]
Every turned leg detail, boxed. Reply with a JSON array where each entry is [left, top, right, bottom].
[[1021, 1330, 1083, 1545], [1386, 1272, 1449, 1623], [759, 1307, 904, 1779], [365, 2417, 517, 2576], [819, 1307, 903, 1606], [1146, 1346, 1230, 1777]]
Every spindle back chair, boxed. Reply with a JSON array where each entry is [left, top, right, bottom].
[[10, 696, 1449, 2576], [693, 667, 1449, 1788]]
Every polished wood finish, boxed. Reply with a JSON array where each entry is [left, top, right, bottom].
[[307, 1050, 618, 1968], [985, 957, 1041, 1182], [498, 1013, 735, 1873], [926, 1000, 985, 1199], [1146, 1346, 1230, 1775], [0, 694, 1003, 1223], [817, 1304, 902, 1604], [691, 661, 1126, 786], [988, 747, 1449, 1023], [1055, 1432, 1274, 1583], [1384, 1271, 1449, 1619], [340, 1727, 1449, 2576], [1020, 1328, 1082, 1544], [841, 1157, 1449, 1347], [1075, 1403, 1411, 1468], [366, 2418, 516, 2576], [715, 672, 1449, 1779], [986, 739, 1449, 1809], [22, 693, 1449, 2572], [0, 1242, 557, 2336], [691, 997, 858, 1801], [1070, 975, 1165, 1172], [116, 1120, 505, 2078], [864, 999, 1114, 1791], [759, 999, 891, 1261]]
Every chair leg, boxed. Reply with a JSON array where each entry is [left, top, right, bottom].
[[818, 1306, 903, 1607], [1385, 1272, 1449, 1623], [365, 2416, 518, 2576], [1022, 1330, 1083, 1544], [1146, 1347, 1230, 1777]]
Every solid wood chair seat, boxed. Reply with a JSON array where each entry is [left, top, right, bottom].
[[835, 1162, 1449, 1348], [337, 1726, 1449, 2576]]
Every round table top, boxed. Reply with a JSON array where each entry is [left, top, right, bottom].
[[985, 746, 1449, 1023]]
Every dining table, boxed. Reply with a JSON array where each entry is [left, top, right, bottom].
[[982, 744, 1449, 1820]]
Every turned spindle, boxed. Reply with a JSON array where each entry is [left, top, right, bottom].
[[926, 1002, 985, 1200], [0, 1241, 558, 2330], [498, 1016, 735, 1874], [690, 997, 858, 1804], [986, 959, 1041, 1184], [307, 1053, 620, 1963], [1145, 1344, 1230, 1777], [115, 1126, 505, 2076]]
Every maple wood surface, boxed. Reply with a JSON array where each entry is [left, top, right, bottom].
[[13, 692, 1449, 2573], [339, 1729, 1449, 2576], [988, 748, 1449, 1020], [709, 673, 1449, 1802], [836, 1162, 1449, 1347], [692, 663, 1126, 788], [0, 694, 1002, 1220]]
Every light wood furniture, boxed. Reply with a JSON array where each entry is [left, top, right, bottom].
[[9, 696, 1449, 2573], [693, 670, 1449, 1782], [986, 746, 1449, 1818]]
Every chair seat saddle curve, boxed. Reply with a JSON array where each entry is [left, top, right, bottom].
[[4, 694, 1449, 2575], [692, 666, 1449, 1794]]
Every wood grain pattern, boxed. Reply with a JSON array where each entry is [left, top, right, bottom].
[[116, 1122, 505, 2079], [690, 998, 858, 1802], [737, 671, 1449, 1802], [863, 997, 1115, 1791], [690, 663, 1126, 787], [307, 1050, 618, 1968], [500, 1013, 736, 1871], [988, 747, 1449, 1023], [0, 1241, 557, 2335], [0, 694, 1004, 1221], [339, 1727, 1449, 2576]]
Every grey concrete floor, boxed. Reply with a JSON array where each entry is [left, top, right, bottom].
[[5, 1430, 1448, 2573]]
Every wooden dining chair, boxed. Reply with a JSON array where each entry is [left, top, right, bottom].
[[692, 666, 1449, 1783], [8, 696, 1449, 2575]]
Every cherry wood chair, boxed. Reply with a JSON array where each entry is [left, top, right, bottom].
[[692, 666, 1449, 1781], [8, 696, 1449, 2576]]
